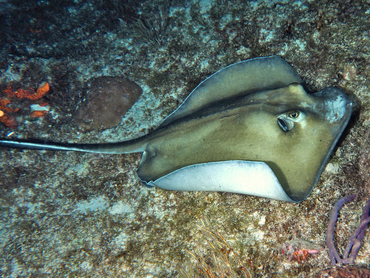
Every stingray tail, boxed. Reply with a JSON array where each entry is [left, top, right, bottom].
[[0, 135, 148, 154]]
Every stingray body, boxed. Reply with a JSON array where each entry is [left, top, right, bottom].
[[0, 56, 352, 202]]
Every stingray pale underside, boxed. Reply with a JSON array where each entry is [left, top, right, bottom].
[[0, 56, 352, 202]]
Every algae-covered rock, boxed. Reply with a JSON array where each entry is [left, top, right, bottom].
[[75, 77, 142, 132]]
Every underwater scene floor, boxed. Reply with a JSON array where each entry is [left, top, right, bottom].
[[0, 0, 370, 277]]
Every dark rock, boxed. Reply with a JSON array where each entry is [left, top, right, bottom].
[[316, 265, 370, 278], [75, 77, 143, 132]]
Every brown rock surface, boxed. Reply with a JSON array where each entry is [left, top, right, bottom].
[[75, 77, 142, 132], [316, 265, 370, 278]]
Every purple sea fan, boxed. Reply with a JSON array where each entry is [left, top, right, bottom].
[[316, 194, 370, 277]]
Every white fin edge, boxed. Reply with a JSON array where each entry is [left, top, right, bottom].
[[146, 160, 297, 202]]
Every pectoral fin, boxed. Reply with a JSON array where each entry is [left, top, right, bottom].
[[145, 160, 296, 202]]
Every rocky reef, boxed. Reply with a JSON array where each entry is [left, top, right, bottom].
[[74, 77, 143, 132]]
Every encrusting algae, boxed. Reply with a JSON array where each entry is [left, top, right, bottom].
[[179, 216, 253, 278], [3, 82, 50, 101], [0, 82, 50, 127]]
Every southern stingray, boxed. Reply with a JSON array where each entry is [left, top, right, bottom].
[[0, 56, 352, 202]]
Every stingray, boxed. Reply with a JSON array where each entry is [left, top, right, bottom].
[[0, 56, 352, 202]]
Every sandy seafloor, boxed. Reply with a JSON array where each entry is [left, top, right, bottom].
[[0, 0, 370, 277]]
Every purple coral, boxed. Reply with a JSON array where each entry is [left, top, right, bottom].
[[326, 194, 370, 266]]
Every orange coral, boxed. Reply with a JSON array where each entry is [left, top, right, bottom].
[[3, 82, 50, 100], [35, 82, 50, 99], [0, 113, 17, 128], [0, 98, 20, 128], [0, 98, 19, 113], [0, 82, 50, 128], [30, 110, 47, 118]]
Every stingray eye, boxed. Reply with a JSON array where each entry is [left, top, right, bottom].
[[288, 111, 300, 119]]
